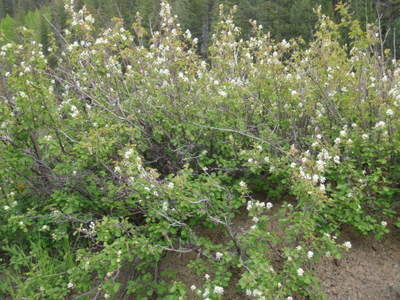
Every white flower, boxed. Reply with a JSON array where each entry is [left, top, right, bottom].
[[252, 289, 262, 296], [296, 245, 302, 251], [297, 268, 304, 276], [362, 134, 369, 140], [214, 286, 224, 295], [316, 134, 322, 139], [246, 289, 252, 296], [124, 149, 133, 159], [307, 251, 314, 259], [203, 288, 210, 297], [3, 205, 10, 210], [340, 130, 347, 137], [312, 174, 319, 183], [375, 121, 386, 128], [381, 221, 387, 227], [159, 68, 170, 76], [239, 181, 247, 188], [287, 297, 293, 300], [215, 252, 223, 260], [266, 202, 273, 209], [218, 90, 227, 97], [167, 182, 174, 189], [67, 282, 74, 289], [335, 137, 341, 144], [343, 241, 352, 249], [333, 155, 340, 164], [386, 109, 394, 116], [316, 159, 325, 171], [104, 294, 110, 299], [205, 273, 210, 280], [190, 285, 196, 291]]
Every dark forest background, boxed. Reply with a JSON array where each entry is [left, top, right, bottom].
[[1, 0, 400, 56]]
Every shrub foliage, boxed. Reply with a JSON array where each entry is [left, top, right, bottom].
[[0, 1, 399, 299]]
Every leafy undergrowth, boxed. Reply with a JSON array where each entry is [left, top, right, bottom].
[[156, 204, 400, 300], [1, 1, 400, 299]]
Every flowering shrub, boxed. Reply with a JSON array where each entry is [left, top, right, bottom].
[[0, 1, 399, 299]]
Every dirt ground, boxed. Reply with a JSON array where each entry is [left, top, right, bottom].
[[315, 226, 400, 299], [158, 211, 400, 300]]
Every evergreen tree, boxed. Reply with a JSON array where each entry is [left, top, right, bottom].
[[0, 14, 16, 42]]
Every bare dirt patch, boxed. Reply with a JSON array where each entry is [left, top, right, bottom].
[[314, 226, 400, 299]]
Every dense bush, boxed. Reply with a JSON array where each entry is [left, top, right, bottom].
[[0, 1, 399, 299]]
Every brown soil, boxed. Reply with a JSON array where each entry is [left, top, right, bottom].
[[315, 226, 400, 299]]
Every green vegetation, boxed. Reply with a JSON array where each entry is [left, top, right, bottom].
[[0, 1, 399, 299]]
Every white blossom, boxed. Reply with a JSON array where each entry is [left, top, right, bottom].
[[375, 121, 386, 129], [297, 268, 304, 276], [214, 286, 224, 295], [333, 155, 340, 164], [215, 252, 223, 260], [386, 109, 394, 116], [218, 90, 227, 97], [343, 241, 352, 249]]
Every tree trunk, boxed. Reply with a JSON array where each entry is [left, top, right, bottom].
[[200, 0, 215, 58]]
